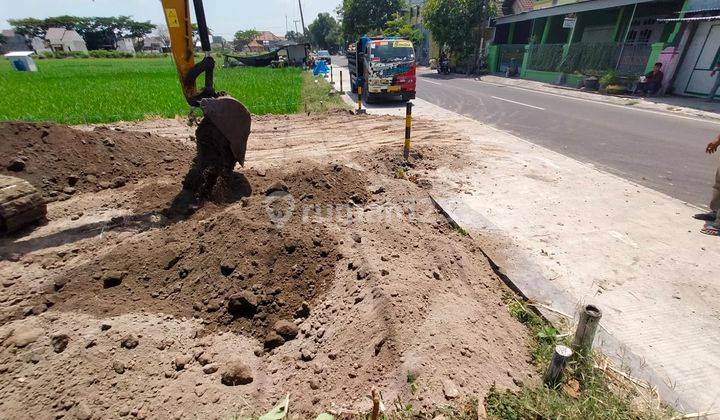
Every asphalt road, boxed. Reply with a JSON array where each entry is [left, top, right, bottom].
[[334, 56, 720, 208]]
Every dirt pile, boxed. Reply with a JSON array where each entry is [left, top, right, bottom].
[[0, 122, 192, 202], [0, 114, 535, 419], [7, 164, 370, 346]]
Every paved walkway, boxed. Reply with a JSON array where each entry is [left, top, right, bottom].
[[328, 64, 720, 416]]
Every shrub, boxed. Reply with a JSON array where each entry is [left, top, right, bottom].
[[89, 50, 135, 59]]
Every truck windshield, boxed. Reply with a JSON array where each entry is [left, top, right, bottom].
[[370, 41, 414, 62]]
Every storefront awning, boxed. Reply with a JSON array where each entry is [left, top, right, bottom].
[[495, 0, 658, 24]]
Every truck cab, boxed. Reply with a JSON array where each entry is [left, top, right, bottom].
[[348, 36, 416, 102]]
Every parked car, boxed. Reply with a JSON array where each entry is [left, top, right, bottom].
[[317, 50, 331, 64]]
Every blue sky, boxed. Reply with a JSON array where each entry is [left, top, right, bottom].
[[1, 0, 341, 38]]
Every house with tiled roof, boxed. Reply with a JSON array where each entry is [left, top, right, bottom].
[[45, 27, 87, 52]]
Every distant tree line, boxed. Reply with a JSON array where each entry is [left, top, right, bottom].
[[8, 16, 155, 50]]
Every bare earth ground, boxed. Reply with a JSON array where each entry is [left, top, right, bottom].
[[0, 112, 534, 419]]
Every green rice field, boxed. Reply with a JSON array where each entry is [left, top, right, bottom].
[[0, 58, 304, 124]]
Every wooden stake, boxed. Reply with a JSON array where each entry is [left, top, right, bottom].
[[544, 345, 573, 388], [573, 304, 602, 356], [371, 388, 380, 420]]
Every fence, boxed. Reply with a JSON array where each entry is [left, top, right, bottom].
[[498, 44, 527, 72], [525, 42, 652, 76]]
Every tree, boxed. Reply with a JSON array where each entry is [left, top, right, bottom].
[[383, 13, 421, 45], [233, 29, 260, 51], [341, 0, 404, 41], [0, 33, 6, 47], [423, 0, 494, 71], [285, 30, 306, 43], [7, 18, 47, 38], [308, 13, 341, 52], [7, 16, 155, 50]]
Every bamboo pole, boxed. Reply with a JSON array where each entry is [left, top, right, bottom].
[[544, 345, 573, 388], [573, 304, 602, 356]]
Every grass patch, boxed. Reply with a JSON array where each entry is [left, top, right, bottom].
[[487, 300, 674, 419], [0, 58, 303, 124], [300, 72, 349, 113]]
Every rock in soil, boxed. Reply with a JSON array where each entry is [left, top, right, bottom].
[[51, 334, 69, 353], [273, 320, 299, 340], [227, 292, 257, 318], [220, 360, 253, 386], [120, 335, 139, 349]]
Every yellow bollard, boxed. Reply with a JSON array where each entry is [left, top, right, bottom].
[[356, 85, 366, 114]]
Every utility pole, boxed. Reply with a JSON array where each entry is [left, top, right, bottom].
[[294, 19, 300, 35], [298, 0, 307, 38], [285, 14, 288, 34]]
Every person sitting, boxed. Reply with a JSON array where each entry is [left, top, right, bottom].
[[506, 58, 519, 78], [636, 62, 664, 96]]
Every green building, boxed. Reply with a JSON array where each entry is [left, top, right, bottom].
[[487, 0, 720, 97]]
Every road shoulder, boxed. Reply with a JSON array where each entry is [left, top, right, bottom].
[[328, 67, 720, 414]]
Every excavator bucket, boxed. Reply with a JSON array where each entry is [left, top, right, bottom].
[[199, 96, 251, 166]]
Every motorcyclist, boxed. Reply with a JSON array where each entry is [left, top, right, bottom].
[[438, 51, 449, 74]]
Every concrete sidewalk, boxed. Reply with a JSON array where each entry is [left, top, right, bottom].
[[328, 64, 720, 415]]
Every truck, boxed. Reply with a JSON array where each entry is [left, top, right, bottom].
[[347, 36, 416, 103]]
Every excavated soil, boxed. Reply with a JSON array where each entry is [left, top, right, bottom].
[[0, 122, 192, 202], [0, 113, 536, 419]]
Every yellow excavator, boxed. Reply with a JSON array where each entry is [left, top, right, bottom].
[[162, 0, 251, 201], [1, 0, 250, 234]]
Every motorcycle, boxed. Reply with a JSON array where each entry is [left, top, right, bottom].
[[437, 58, 450, 75]]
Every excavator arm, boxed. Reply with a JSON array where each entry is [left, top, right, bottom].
[[160, 0, 251, 167], [161, 0, 215, 106]]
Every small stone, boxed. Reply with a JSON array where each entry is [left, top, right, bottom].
[[264, 331, 285, 349], [203, 364, 218, 374], [273, 320, 299, 340], [265, 181, 288, 195], [120, 335, 139, 349], [433, 271, 442, 280], [300, 348, 315, 361], [111, 176, 127, 188], [220, 360, 253, 386], [294, 301, 310, 319], [75, 402, 92, 420], [7, 158, 25, 172], [351, 232, 362, 243], [30, 304, 48, 315], [227, 292, 257, 318], [11, 328, 43, 347], [98, 181, 112, 189], [309, 379, 320, 390], [371, 185, 385, 194], [100, 323, 112, 331], [63, 187, 76, 195], [380, 269, 389, 276], [51, 334, 69, 353], [102, 271, 126, 288], [442, 379, 459, 400], [173, 354, 193, 371], [53, 278, 66, 291], [113, 361, 126, 374]]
